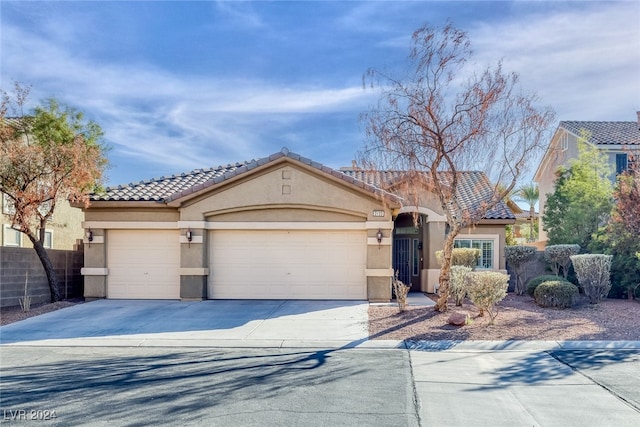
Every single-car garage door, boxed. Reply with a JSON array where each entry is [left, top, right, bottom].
[[107, 230, 180, 299], [209, 229, 367, 300]]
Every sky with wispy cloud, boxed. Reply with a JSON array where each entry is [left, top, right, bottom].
[[1, 1, 638, 186]]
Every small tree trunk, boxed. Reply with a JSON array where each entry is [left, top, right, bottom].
[[26, 233, 61, 302], [434, 231, 457, 312]]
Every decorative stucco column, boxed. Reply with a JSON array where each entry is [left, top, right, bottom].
[[178, 222, 208, 301], [365, 220, 394, 302], [80, 227, 108, 300]]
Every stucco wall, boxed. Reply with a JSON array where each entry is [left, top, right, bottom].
[[1, 194, 84, 250], [182, 163, 389, 222], [82, 160, 397, 302]]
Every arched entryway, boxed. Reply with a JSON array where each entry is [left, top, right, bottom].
[[392, 213, 425, 291]]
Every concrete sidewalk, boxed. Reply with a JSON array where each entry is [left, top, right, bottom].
[[410, 346, 640, 426]]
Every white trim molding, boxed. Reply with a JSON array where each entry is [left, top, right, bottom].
[[207, 222, 367, 230], [179, 268, 209, 276], [365, 268, 394, 277], [83, 235, 104, 244], [83, 221, 178, 230], [81, 268, 109, 276], [177, 221, 207, 229]]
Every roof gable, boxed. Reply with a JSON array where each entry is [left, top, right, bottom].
[[91, 148, 400, 205], [534, 118, 640, 181]]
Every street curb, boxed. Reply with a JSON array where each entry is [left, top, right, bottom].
[[2, 338, 639, 350], [403, 340, 640, 351]]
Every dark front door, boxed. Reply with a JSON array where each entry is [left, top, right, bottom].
[[393, 238, 411, 286]]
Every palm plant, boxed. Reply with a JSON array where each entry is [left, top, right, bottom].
[[515, 184, 539, 242]]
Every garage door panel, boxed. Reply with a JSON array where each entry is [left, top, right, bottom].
[[209, 229, 366, 300], [107, 230, 180, 299]]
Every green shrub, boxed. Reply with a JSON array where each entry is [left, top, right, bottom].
[[505, 245, 537, 295], [435, 248, 481, 268], [544, 244, 580, 278], [570, 254, 613, 304], [534, 281, 579, 308], [467, 271, 509, 325], [450, 266, 472, 306], [526, 275, 571, 297]]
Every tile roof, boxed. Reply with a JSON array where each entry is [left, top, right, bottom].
[[340, 169, 515, 221], [91, 148, 400, 204], [560, 121, 640, 146], [91, 148, 514, 220]]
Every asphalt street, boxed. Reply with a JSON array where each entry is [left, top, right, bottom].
[[0, 347, 419, 427], [1, 346, 639, 427]]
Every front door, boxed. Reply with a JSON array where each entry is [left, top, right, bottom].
[[393, 238, 411, 285], [393, 213, 425, 291]]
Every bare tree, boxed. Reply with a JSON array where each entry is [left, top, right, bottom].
[[1, 83, 108, 302], [360, 23, 555, 312]]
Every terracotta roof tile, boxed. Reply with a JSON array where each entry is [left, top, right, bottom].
[[340, 169, 515, 221], [91, 148, 400, 204], [91, 148, 511, 220]]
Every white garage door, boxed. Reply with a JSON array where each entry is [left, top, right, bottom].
[[107, 230, 180, 299], [209, 229, 367, 300]]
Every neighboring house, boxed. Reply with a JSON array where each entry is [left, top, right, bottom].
[[80, 148, 515, 302], [1, 192, 84, 250], [534, 113, 640, 243], [507, 202, 538, 245]]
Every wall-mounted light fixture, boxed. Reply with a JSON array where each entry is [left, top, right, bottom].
[[376, 228, 383, 247], [186, 228, 193, 246], [86, 228, 93, 245]]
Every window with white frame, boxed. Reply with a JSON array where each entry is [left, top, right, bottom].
[[454, 238, 495, 269], [2, 193, 16, 215], [559, 133, 569, 151], [3, 225, 22, 247], [44, 230, 53, 249]]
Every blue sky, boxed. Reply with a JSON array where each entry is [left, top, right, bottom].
[[1, 1, 639, 187]]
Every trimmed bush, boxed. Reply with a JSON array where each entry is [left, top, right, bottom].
[[534, 281, 579, 308], [526, 275, 571, 297], [505, 245, 537, 295], [435, 248, 481, 268], [450, 266, 472, 306], [571, 254, 613, 304], [467, 271, 509, 325], [544, 244, 580, 278]]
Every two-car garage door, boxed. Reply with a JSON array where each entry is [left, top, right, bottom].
[[209, 229, 367, 300]]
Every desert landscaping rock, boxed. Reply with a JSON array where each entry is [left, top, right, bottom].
[[448, 312, 467, 326], [370, 294, 640, 341]]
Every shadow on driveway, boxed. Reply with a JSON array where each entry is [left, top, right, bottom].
[[0, 299, 369, 344]]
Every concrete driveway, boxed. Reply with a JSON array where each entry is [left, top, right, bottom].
[[0, 299, 381, 348]]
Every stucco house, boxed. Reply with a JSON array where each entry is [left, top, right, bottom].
[[1, 192, 84, 250], [534, 113, 640, 243], [80, 148, 514, 302]]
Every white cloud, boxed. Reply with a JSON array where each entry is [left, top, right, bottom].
[[468, 2, 640, 120], [1, 20, 372, 183]]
